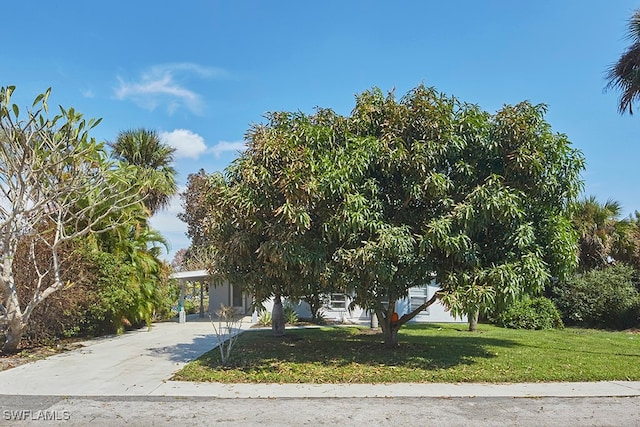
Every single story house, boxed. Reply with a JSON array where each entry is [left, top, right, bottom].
[[170, 269, 465, 324]]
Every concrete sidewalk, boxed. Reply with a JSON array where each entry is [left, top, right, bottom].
[[0, 316, 639, 398], [155, 380, 640, 398]]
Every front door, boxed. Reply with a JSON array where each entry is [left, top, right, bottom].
[[231, 285, 245, 314]]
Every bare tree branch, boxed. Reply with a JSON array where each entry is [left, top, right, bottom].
[[0, 86, 149, 352]]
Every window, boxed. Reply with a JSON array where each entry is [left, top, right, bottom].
[[327, 293, 346, 309], [232, 285, 243, 308], [409, 287, 430, 315]]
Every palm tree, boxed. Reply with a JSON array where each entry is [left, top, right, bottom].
[[605, 9, 640, 114], [571, 196, 623, 271], [611, 211, 640, 269], [110, 128, 178, 215]]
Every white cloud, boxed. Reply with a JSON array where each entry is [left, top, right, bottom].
[[211, 140, 246, 157], [160, 129, 207, 159], [114, 63, 225, 115], [148, 63, 226, 78], [159, 130, 245, 161]]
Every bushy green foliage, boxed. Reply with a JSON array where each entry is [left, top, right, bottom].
[[153, 279, 180, 321], [311, 309, 327, 325], [82, 251, 142, 334], [184, 84, 584, 347], [78, 249, 174, 335], [257, 310, 272, 326], [284, 304, 299, 325], [183, 299, 197, 315], [496, 297, 563, 330], [551, 264, 640, 329], [15, 242, 174, 345]]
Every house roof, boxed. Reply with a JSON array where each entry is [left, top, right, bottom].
[[169, 269, 210, 280]]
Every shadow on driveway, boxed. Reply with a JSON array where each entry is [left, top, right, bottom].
[[145, 334, 219, 363]]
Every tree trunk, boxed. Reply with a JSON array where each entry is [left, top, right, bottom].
[[2, 316, 26, 354], [271, 294, 285, 336], [377, 312, 399, 348], [305, 293, 322, 323], [468, 309, 479, 332], [1, 281, 28, 354], [382, 326, 399, 348]]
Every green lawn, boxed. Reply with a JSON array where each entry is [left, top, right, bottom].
[[172, 323, 640, 383]]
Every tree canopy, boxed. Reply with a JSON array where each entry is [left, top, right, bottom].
[[571, 196, 640, 271], [110, 128, 178, 215], [181, 84, 585, 347]]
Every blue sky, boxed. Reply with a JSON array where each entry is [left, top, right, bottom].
[[2, 1, 638, 261]]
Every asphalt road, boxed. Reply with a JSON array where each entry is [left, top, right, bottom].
[[1, 395, 639, 426]]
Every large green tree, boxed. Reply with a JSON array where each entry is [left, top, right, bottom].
[[183, 85, 584, 347], [0, 87, 150, 353], [180, 136, 334, 334], [428, 101, 584, 331], [605, 9, 640, 114], [328, 88, 583, 338]]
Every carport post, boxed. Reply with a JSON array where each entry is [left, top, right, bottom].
[[208, 283, 214, 315], [178, 279, 186, 323], [199, 280, 205, 318]]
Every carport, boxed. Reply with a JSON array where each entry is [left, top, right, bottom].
[[170, 269, 210, 321], [169, 269, 250, 322]]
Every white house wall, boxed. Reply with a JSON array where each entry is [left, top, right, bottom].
[[171, 269, 466, 323], [260, 285, 466, 323], [396, 284, 467, 323], [208, 281, 230, 314]]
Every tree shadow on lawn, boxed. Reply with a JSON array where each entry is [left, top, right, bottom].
[[203, 324, 518, 373]]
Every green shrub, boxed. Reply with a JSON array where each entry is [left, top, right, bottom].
[[551, 264, 640, 330], [83, 250, 173, 335], [83, 251, 140, 334], [183, 299, 197, 315], [496, 297, 564, 330], [284, 304, 299, 325], [312, 309, 327, 325], [152, 279, 180, 321], [256, 305, 299, 326], [257, 310, 272, 326]]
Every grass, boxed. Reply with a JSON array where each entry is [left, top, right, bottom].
[[172, 323, 640, 383]]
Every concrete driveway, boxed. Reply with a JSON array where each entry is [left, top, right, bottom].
[[0, 314, 251, 396]]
